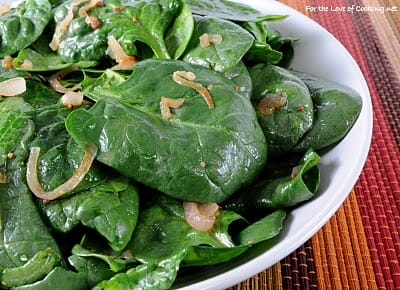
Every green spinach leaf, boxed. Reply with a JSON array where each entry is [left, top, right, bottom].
[[66, 59, 267, 203], [0, 97, 60, 274], [243, 21, 295, 67], [249, 64, 314, 158], [292, 71, 363, 152], [183, 16, 254, 72], [223, 148, 320, 216], [41, 177, 140, 251], [236, 209, 286, 245], [54, 0, 191, 62], [1, 248, 60, 288], [184, 0, 282, 22], [30, 103, 107, 194], [0, 0, 52, 57]]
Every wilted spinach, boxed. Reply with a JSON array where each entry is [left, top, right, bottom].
[[0, 0, 363, 288], [0, 0, 52, 57], [249, 64, 314, 158], [66, 59, 267, 203]]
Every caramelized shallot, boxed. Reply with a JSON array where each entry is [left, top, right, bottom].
[[85, 15, 101, 29], [183, 202, 220, 231], [0, 4, 10, 16], [107, 35, 137, 70], [61, 91, 84, 108], [199, 33, 223, 48], [257, 92, 287, 115], [172, 71, 214, 109], [18, 59, 33, 69], [48, 65, 81, 94], [0, 77, 26, 96], [1, 55, 13, 69], [160, 96, 185, 119], [26, 143, 98, 201], [78, 0, 102, 17]]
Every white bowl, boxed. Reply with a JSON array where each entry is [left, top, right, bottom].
[[173, 0, 373, 289]]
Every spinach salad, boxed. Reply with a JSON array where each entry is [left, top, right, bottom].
[[0, 0, 362, 289]]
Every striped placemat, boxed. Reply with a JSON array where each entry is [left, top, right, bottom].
[[228, 0, 400, 289]]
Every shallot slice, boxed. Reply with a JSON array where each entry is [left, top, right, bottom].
[[0, 4, 10, 16], [107, 35, 137, 70], [78, 0, 102, 17], [172, 71, 214, 109], [48, 65, 81, 94], [199, 33, 223, 48], [257, 92, 287, 115], [26, 143, 98, 201], [160, 96, 185, 119], [0, 77, 26, 96], [1, 55, 13, 69], [61, 91, 84, 108], [183, 202, 220, 231]]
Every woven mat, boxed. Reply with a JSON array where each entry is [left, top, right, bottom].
[[228, 0, 400, 289]]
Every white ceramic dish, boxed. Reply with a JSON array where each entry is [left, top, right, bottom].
[[173, 0, 373, 289], [0, 0, 372, 288]]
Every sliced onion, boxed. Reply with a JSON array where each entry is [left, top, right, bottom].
[[26, 143, 98, 201], [257, 92, 287, 115], [183, 202, 220, 231], [78, 0, 102, 17], [85, 15, 101, 29], [291, 165, 301, 179], [0, 77, 26, 96], [199, 33, 223, 48], [48, 65, 80, 94], [160, 96, 185, 119], [172, 71, 214, 109], [18, 59, 33, 69], [61, 91, 84, 108], [0, 4, 10, 16], [107, 35, 137, 70], [2, 55, 13, 69]]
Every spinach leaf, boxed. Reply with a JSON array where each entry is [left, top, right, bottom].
[[71, 243, 135, 273], [182, 15, 254, 72], [66, 59, 267, 203], [13, 48, 98, 71], [41, 177, 140, 251], [182, 245, 249, 266], [223, 148, 321, 216], [0, 0, 52, 57], [0, 97, 34, 175], [0, 66, 31, 82], [54, 0, 190, 62], [11, 267, 89, 290], [0, 97, 60, 272], [68, 254, 121, 287], [292, 71, 363, 152], [30, 104, 107, 194], [164, 0, 194, 59], [249, 64, 314, 158], [236, 209, 286, 245], [1, 248, 60, 288], [243, 21, 295, 67], [93, 251, 185, 290], [222, 61, 252, 99], [18, 80, 60, 107], [184, 0, 281, 22]]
